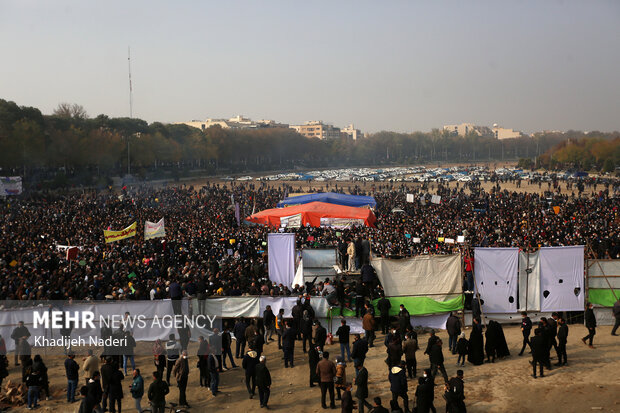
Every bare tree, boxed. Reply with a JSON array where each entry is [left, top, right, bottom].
[[53, 102, 89, 119]]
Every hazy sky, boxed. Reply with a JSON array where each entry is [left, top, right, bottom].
[[1, 1, 619, 133]]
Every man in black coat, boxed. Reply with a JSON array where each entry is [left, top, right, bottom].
[[302, 309, 314, 353], [531, 328, 546, 378], [446, 312, 461, 355], [444, 369, 466, 413], [292, 299, 304, 340], [242, 349, 259, 398], [547, 313, 559, 355], [350, 335, 368, 378], [234, 318, 248, 358], [397, 305, 411, 340], [255, 356, 271, 408], [308, 345, 321, 387], [282, 321, 296, 368], [85, 371, 103, 413], [354, 361, 373, 413], [612, 299, 620, 336], [555, 317, 569, 366], [11, 321, 30, 366], [263, 305, 276, 343], [377, 295, 392, 334], [518, 312, 532, 356], [582, 302, 597, 348], [388, 361, 410, 413], [314, 321, 327, 352], [429, 339, 449, 384]]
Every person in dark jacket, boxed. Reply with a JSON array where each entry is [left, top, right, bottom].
[[222, 327, 237, 369], [354, 361, 372, 413], [11, 321, 30, 367], [107, 364, 124, 413], [25, 368, 41, 409], [397, 305, 411, 340], [429, 339, 449, 383], [282, 321, 296, 368], [242, 350, 259, 398], [377, 295, 391, 334], [130, 369, 144, 413], [518, 312, 533, 356], [456, 333, 469, 367], [446, 312, 461, 354], [148, 371, 169, 413], [350, 335, 368, 378], [612, 299, 620, 336], [371, 397, 390, 413], [402, 333, 419, 379], [197, 336, 209, 387], [387, 336, 403, 368], [85, 371, 103, 413], [555, 317, 569, 366], [467, 319, 484, 366], [315, 321, 327, 352], [292, 298, 304, 340], [309, 345, 321, 387], [172, 350, 190, 408], [263, 305, 276, 343], [255, 355, 272, 408], [32, 354, 49, 401], [234, 318, 248, 358], [302, 309, 314, 353], [388, 361, 409, 413], [341, 382, 355, 413], [582, 302, 597, 348], [484, 321, 499, 363], [530, 328, 546, 378], [414, 376, 432, 413], [251, 329, 265, 357], [65, 352, 79, 403], [100, 356, 115, 412], [444, 369, 466, 413], [336, 319, 352, 362]]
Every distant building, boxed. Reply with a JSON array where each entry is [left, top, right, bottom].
[[291, 121, 341, 140], [177, 115, 288, 131], [341, 124, 363, 140], [492, 124, 523, 140], [443, 123, 481, 137]]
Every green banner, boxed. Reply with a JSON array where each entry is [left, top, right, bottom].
[[329, 295, 464, 317], [588, 289, 620, 307]]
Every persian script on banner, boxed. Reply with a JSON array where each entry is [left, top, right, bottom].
[[0, 176, 23, 196], [104, 222, 137, 243], [144, 218, 166, 240]]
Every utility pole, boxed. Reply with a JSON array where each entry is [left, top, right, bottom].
[[127, 47, 133, 176]]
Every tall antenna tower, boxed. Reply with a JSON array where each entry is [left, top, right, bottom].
[[128, 47, 133, 118]]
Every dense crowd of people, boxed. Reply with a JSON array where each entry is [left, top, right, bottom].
[[0, 179, 618, 302]]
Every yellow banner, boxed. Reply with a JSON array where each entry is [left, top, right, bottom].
[[104, 222, 137, 243]]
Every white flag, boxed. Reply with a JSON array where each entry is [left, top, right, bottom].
[[144, 218, 166, 240], [431, 195, 441, 204], [406, 193, 414, 203]]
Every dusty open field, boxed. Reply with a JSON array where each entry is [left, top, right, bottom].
[[6, 323, 620, 413]]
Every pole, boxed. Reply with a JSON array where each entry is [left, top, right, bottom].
[[127, 135, 130, 176], [525, 250, 530, 312], [466, 244, 487, 327]]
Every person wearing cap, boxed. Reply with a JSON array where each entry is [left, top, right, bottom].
[[388, 360, 409, 413], [242, 349, 259, 398], [255, 355, 271, 409], [354, 360, 372, 413]]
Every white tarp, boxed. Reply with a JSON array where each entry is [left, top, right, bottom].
[[202, 297, 260, 318], [474, 248, 519, 313], [539, 246, 585, 311], [144, 218, 166, 240], [372, 254, 461, 297], [518, 251, 541, 312], [587, 260, 620, 289], [327, 313, 449, 334], [302, 249, 338, 268], [268, 233, 296, 288], [293, 257, 304, 288]]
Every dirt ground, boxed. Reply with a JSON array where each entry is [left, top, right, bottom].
[[6, 323, 620, 413]]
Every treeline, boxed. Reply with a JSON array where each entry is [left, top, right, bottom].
[[1, 98, 618, 187], [528, 136, 620, 172]]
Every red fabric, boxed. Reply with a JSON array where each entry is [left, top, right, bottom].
[[246, 202, 376, 228], [66, 247, 78, 261]]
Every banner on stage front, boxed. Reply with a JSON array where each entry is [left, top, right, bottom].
[[104, 222, 137, 243], [144, 218, 166, 240], [0, 176, 22, 196]]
